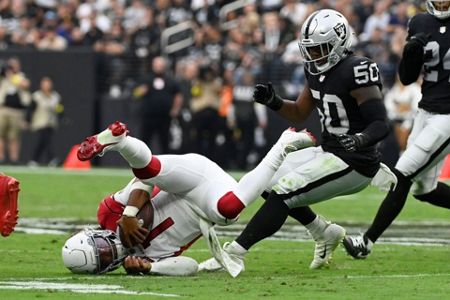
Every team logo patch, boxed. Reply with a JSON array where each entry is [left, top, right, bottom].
[[333, 23, 347, 39]]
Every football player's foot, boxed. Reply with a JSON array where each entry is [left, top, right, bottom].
[[278, 128, 316, 157], [77, 121, 129, 161], [198, 257, 224, 272], [309, 223, 346, 269], [0, 175, 20, 237], [342, 234, 373, 259], [221, 241, 246, 278]]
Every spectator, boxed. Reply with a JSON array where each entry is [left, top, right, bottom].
[[133, 56, 183, 154], [0, 57, 31, 164], [36, 25, 68, 51], [190, 66, 221, 160], [384, 75, 421, 151], [27, 77, 62, 167]]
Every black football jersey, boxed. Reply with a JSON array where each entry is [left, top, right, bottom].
[[407, 13, 450, 113], [305, 54, 383, 177]]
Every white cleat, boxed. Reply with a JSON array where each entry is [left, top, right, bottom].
[[277, 128, 317, 157], [198, 257, 224, 272], [77, 121, 129, 161], [309, 223, 346, 269], [221, 242, 245, 278]]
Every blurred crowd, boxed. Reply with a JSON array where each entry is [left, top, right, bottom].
[[0, 0, 424, 169]]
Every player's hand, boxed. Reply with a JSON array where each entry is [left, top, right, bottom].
[[123, 256, 151, 275], [337, 133, 367, 152], [118, 216, 149, 248], [253, 82, 283, 110], [409, 33, 430, 47]]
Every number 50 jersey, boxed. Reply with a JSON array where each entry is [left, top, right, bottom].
[[305, 54, 383, 177]]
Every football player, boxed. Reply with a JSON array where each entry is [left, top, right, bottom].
[[343, 0, 450, 259], [199, 9, 391, 276], [0, 173, 19, 237], [63, 120, 316, 276], [63, 179, 210, 276]]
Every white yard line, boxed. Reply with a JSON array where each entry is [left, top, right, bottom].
[[0, 281, 180, 297]]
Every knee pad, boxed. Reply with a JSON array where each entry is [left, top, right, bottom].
[[133, 156, 161, 179], [217, 192, 245, 219]]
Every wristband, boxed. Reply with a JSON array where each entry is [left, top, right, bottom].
[[123, 205, 139, 217]]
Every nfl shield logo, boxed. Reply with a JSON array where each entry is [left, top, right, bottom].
[[440, 26, 446, 34]]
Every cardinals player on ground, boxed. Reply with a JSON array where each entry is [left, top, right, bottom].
[[62, 121, 316, 276]]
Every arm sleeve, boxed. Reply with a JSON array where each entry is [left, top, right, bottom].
[[398, 42, 424, 85], [398, 16, 423, 85], [359, 99, 390, 147]]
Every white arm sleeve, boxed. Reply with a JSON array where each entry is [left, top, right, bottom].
[[113, 178, 153, 206], [150, 256, 198, 276]]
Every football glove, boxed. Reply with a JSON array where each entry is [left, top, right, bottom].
[[337, 133, 369, 152], [253, 82, 283, 111]]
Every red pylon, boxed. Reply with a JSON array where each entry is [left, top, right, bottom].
[[63, 144, 91, 170], [439, 155, 450, 180]]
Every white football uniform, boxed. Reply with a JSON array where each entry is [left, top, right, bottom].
[[140, 153, 238, 226], [396, 108, 450, 195], [266, 146, 372, 208]]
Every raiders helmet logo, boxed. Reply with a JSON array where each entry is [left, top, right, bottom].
[[333, 23, 347, 39]]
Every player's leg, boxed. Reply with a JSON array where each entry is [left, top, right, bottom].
[[215, 128, 316, 220], [344, 111, 450, 258], [0, 174, 20, 237], [220, 150, 370, 275], [149, 256, 199, 276], [414, 182, 450, 208]]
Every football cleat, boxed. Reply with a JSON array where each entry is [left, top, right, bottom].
[[77, 121, 129, 161], [278, 128, 317, 157], [342, 235, 372, 259], [198, 242, 245, 277], [198, 257, 224, 272], [221, 242, 246, 277], [0, 175, 20, 237], [309, 222, 346, 269]]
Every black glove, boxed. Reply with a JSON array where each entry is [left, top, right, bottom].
[[409, 33, 430, 47], [337, 133, 369, 152], [253, 82, 283, 111]]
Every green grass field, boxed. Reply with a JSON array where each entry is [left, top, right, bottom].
[[0, 167, 449, 299]]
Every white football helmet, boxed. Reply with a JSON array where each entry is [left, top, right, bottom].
[[299, 9, 352, 75], [426, 0, 450, 19], [62, 229, 126, 274]]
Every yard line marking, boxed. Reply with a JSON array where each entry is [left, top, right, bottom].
[[343, 273, 450, 279], [0, 281, 180, 297]]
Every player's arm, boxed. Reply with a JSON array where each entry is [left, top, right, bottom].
[[338, 86, 389, 152], [253, 82, 315, 123], [398, 18, 428, 85], [118, 185, 151, 248]]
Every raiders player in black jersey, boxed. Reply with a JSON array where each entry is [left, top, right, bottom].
[[198, 9, 391, 276], [344, 0, 450, 259]]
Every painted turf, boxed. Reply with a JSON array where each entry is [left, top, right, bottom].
[[14, 218, 450, 246]]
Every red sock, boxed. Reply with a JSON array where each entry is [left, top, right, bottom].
[[132, 156, 161, 179]]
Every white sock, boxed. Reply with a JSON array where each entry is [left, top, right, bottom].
[[232, 143, 284, 207], [304, 215, 328, 238], [115, 136, 152, 169], [150, 256, 198, 276]]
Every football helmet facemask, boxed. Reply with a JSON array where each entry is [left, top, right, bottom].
[[62, 229, 126, 274], [299, 9, 352, 75], [426, 0, 450, 19]]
